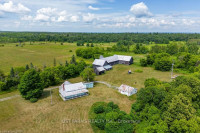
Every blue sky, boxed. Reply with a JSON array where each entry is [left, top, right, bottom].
[[0, 0, 200, 32]]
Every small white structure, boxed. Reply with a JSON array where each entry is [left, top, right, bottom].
[[59, 81, 89, 101], [118, 84, 137, 96]]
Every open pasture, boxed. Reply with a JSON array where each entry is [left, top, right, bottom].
[[0, 83, 133, 133]]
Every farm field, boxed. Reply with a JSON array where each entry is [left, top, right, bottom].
[[0, 42, 79, 73], [0, 41, 189, 133], [0, 83, 134, 133], [0, 42, 101, 73]]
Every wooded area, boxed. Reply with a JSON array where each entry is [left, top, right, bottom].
[[1, 32, 200, 44]]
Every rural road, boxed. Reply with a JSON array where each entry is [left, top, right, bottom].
[[0, 81, 118, 102]]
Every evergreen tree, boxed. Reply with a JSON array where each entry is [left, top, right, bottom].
[[54, 58, 56, 66], [70, 55, 77, 65], [65, 60, 69, 66], [0, 70, 5, 81], [25, 64, 30, 70], [30, 62, 34, 69], [10, 67, 15, 78]]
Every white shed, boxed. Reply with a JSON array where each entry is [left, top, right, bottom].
[[118, 84, 137, 96]]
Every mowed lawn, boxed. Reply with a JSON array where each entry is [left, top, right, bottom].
[[0, 83, 134, 133], [95, 64, 182, 89]]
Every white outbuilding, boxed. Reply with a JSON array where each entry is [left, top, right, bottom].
[[118, 84, 137, 96]]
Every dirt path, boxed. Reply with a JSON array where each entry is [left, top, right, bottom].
[[0, 86, 59, 102], [0, 94, 20, 102], [0, 81, 118, 102], [94, 81, 119, 89]]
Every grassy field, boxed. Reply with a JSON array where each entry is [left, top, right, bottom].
[[0, 42, 186, 133], [0, 83, 134, 133], [0, 42, 95, 73], [0, 64, 183, 132]]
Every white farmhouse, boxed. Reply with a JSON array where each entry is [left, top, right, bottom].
[[59, 81, 93, 101], [118, 84, 137, 96]]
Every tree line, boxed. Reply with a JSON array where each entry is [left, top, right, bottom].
[[140, 52, 200, 72], [0, 55, 94, 102], [1, 32, 200, 44]]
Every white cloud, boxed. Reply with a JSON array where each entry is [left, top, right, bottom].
[[10, 0, 200, 32], [37, 7, 57, 15], [57, 16, 67, 22], [0, 1, 30, 13], [59, 11, 67, 16], [88, 5, 99, 10], [130, 2, 152, 18], [70, 15, 79, 22], [82, 13, 96, 22], [35, 14, 50, 21]]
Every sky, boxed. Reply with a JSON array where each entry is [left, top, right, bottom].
[[0, 0, 200, 32]]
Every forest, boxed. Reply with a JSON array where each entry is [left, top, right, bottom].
[[1, 32, 200, 44]]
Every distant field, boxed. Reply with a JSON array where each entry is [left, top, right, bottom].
[[0, 42, 117, 73], [0, 83, 134, 133]]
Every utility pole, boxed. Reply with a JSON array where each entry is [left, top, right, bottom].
[[171, 60, 174, 80], [50, 88, 53, 105]]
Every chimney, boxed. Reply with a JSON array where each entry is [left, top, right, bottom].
[[63, 84, 65, 91]]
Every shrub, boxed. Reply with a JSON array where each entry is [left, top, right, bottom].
[[134, 69, 143, 73], [107, 102, 119, 110], [0, 81, 6, 91], [140, 59, 147, 67], [144, 78, 161, 87], [94, 114, 106, 130], [94, 104, 105, 114], [30, 98, 38, 103], [69, 50, 72, 52], [154, 57, 172, 71]]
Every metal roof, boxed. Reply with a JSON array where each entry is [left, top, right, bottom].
[[96, 67, 105, 72], [118, 84, 137, 93], [101, 55, 118, 63], [101, 55, 132, 63], [104, 65, 112, 70], [92, 59, 106, 66], [117, 55, 132, 62], [64, 82, 86, 92], [59, 82, 89, 97]]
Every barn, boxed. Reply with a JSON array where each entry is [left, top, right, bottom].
[[92, 55, 133, 75], [92, 59, 108, 68], [118, 84, 137, 96], [117, 55, 133, 65], [99, 55, 133, 66]]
